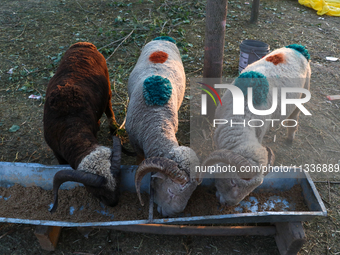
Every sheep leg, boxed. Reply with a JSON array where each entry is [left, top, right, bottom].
[[105, 101, 118, 134], [286, 107, 301, 143]]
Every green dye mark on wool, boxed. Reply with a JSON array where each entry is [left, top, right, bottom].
[[234, 71, 269, 105], [285, 44, 310, 61], [153, 36, 176, 44], [143, 75, 172, 106]]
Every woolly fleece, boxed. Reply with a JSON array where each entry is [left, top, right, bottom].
[[143, 75, 173, 106], [234, 71, 269, 105], [167, 146, 200, 176], [285, 44, 310, 61], [213, 45, 311, 206], [153, 36, 176, 44], [126, 39, 185, 158], [77, 146, 117, 191], [149, 51, 169, 63], [126, 39, 199, 217]]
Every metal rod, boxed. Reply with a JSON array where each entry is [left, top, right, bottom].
[[313, 181, 340, 184], [148, 174, 154, 223], [107, 224, 276, 236]]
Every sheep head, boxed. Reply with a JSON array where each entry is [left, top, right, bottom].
[[203, 147, 274, 206], [50, 136, 121, 213], [135, 146, 201, 217]]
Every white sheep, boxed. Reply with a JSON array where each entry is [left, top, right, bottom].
[[203, 44, 311, 206], [126, 37, 200, 217]]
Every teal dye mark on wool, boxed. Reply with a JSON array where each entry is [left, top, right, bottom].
[[153, 36, 176, 44], [285, 44, 310, 61], [143, 75, 173, 106], [234, 71, 269, 105]]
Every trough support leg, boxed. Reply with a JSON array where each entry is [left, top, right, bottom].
[[34, 226, 62, 251], [274, 222, 306, 255]]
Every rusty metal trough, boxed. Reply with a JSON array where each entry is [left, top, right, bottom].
[[0, 162, 327, 254], [0, 162, 327, 226]]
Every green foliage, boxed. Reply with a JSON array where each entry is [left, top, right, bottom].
[[107, 2, 133, 7], [48, 51, 64, 65], [9, 125, 20, 133]]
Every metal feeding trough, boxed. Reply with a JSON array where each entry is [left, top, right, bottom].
[[0, 162, 327, 226], [0, 162, 327, 254]]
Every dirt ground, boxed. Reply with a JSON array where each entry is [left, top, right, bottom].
[[0, 0, 340, 254]]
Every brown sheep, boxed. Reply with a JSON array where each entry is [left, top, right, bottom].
[[43, 42, 121, 212]]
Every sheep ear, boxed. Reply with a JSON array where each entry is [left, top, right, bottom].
[[151, 172, 166, 180]]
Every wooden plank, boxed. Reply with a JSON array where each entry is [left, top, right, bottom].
[[250, 0, 260, 24], [275, 222, 306, 255], [34, 226, 62, 251], [107, 224, 276, 236]]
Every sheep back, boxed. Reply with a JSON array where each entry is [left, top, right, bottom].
[[126, 38, 185, 158], [43, 42, 112, 168], [215, 45, 311, 148]]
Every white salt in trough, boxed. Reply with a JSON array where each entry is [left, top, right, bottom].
[[0, 162, 326, 227]]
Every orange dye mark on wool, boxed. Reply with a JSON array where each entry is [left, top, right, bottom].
[[149, 51, 168, 63], [266, 53, 285, 65]]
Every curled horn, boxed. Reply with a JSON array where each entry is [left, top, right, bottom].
[[202, 149, 256, 180], [264, 146, 275, 176], [50, 170, 107, 213], [135, 157, 189, 206], [110, 136, 122, 178]]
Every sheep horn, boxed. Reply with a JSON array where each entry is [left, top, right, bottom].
[[202, 149, 256, 180], [110, 136, 121, 178], [50, 170, 107, 213], [135, 157, 189, 206], [264, 146, 275, 176]]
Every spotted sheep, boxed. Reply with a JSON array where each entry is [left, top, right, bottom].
[[126, 37, 201, 217], [43, 42, 121, 212], [203, 44, 311, 206]]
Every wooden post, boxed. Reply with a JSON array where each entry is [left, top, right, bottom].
[[275, 222, 306, 255], [203, 0, 228, 121], [34, 226, 62, 251], [250, 0, 260, 24]]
